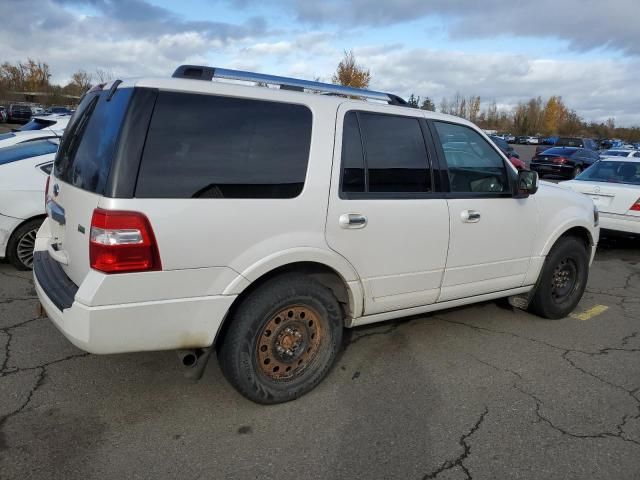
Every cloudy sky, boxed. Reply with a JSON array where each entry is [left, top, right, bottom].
[[2, 0, 639, 125]]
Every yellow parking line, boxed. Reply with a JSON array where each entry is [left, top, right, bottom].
[[570, 305, 609, 321]]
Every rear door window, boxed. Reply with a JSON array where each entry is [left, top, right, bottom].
[[135, 92, 313, 199], [340, 111, 432, 195]]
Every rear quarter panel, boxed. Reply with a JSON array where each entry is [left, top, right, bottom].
[[0, 154, 51, 219]]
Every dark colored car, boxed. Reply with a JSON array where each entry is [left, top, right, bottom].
[[530, 147, 600, 179], [489, 135, 520, 158], [7, 104, 32, 124], [555, 137, 598, 151], [0, 106, 7, 123]]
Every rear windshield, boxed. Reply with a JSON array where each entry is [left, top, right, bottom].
[[541, 147, 578, 156], [0, 139, 58, 166], [577, 161, 640, 185], [556, 138, 584, 147], [19, 118, 56, 131], [135, 92, 312, 199], [54, 87, 133, 194]]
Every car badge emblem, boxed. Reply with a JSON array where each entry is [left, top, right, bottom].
[[53, 184, 60, 196], [594, 186, 600, 193]]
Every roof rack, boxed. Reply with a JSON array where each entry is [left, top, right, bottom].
[[171, 65, 407, 106]]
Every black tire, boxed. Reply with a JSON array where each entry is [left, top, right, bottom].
[[6, 218, 43, 270], [528, 236, 589, 319], [218, 273, 343, 404]]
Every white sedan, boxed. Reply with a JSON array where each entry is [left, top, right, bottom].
[[561, 158, 640, 235], [599, 149, 640, 159], [0, 139, 58, 269], [0, 114, 69, 148]]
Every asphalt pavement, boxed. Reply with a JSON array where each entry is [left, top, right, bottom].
[[1, 234, 639, 480]]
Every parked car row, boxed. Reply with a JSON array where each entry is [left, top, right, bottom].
[[0, 104, 74, 123]]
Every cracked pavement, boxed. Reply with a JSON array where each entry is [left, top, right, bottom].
[[1, 234, 639, 480]]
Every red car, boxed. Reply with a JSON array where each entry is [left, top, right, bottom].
[[508, 155, 527, 170]]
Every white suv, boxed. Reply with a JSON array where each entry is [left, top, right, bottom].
[[34, 66, 599, 404]]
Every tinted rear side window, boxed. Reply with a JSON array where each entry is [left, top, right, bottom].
[[54, 88, 133, 194], [340, 111, 432, 195], [359, 113, 431, 193], [136, 92, 313, 199]]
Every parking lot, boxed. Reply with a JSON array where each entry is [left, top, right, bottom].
[[0, 232, 638, 479]]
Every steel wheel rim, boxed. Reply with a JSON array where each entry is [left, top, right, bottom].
[[551, 257, 578, 303], [256, 305, 325, 381], [16, 228, 38, 268]]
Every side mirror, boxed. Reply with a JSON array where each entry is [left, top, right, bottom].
[[515, 169, 538, 198]]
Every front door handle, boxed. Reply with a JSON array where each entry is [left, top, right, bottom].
[[339, 214, 368, 229], [461, 210, 481, 223]]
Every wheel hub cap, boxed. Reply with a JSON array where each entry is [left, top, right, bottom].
[[256, 305, 324, 381]]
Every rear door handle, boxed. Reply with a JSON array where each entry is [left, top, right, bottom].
[[461, 210, 481, 223], [339, 214, 368, 229]]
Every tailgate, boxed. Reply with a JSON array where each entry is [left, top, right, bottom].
[[47, 180, 101, 285], [46, 85, 135, 285]]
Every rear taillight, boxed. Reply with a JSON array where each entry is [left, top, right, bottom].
[[631, 199, 640, 211], [552, 157, 567, 164], [89, 208, 161, 273]]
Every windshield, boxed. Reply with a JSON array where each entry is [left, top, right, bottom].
[[0, 139, 58, 166], [19, 118, 56, 131], [0, 132, 16, 141], [576, 160, 640, 185]]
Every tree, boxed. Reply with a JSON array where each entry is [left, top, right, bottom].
[[439, 97, 451, 114], [468, 96, 481, 123], [95, 68, 114, 83], [0, 59, 51, 92], [420, 97, 435, 111], [407, 93, 419, 108], [331, 50, 371, 89], [541, 96, 568, 136], [69, 70, 92, 94]]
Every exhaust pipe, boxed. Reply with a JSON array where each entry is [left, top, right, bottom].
[[177, 348, 213, 380]]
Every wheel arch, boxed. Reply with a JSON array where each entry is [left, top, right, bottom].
[[541, 222, 595, 257], [216, 253, 364, 348]]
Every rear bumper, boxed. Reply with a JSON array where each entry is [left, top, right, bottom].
[[530, 163, 574, 178], [600, 212, 640, 235], [33, 250, 237, 354]]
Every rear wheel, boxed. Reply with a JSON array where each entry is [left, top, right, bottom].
[[528, 236, 589, 319], [218, 274, 343, 404], [6, 219, 43, 270]]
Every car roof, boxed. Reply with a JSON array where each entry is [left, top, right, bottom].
[[597, 157, 640, 163], [112, 76, 477, 126]]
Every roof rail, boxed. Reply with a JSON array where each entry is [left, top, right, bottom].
[[171, 65, 407, 106]]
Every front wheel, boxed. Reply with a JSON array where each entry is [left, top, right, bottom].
[[528, 236, 590, 319], [218, 273, 343, 404]]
